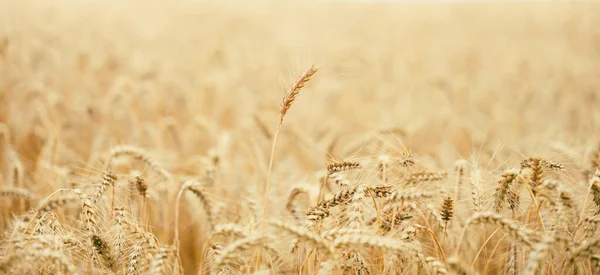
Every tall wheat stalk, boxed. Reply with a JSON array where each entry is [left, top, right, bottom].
[[262, 65, 318, 223]]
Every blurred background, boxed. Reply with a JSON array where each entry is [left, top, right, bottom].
[[2, 1, 599, 158]]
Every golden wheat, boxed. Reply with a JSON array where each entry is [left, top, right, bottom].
[[1, 1, 599, 274]]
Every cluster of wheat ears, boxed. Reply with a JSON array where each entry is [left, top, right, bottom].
[[1, 61, 600, 274], [2, 1, 600, 275]]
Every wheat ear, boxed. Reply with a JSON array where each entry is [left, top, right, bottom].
[[455, 212, 537, 256], [524, 234, 555, 275]]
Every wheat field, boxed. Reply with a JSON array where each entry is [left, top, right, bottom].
[[1, 1, 600, 274]]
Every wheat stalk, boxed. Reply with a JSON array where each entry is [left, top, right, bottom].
[[263, 65, 318, 228]]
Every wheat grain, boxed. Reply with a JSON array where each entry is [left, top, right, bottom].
[[279, 65, 318, 124], [454, 160, 468, 203], [493, 169, 518, 213], [327, 161, 360, 175], [91, 234, 116, 271]]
